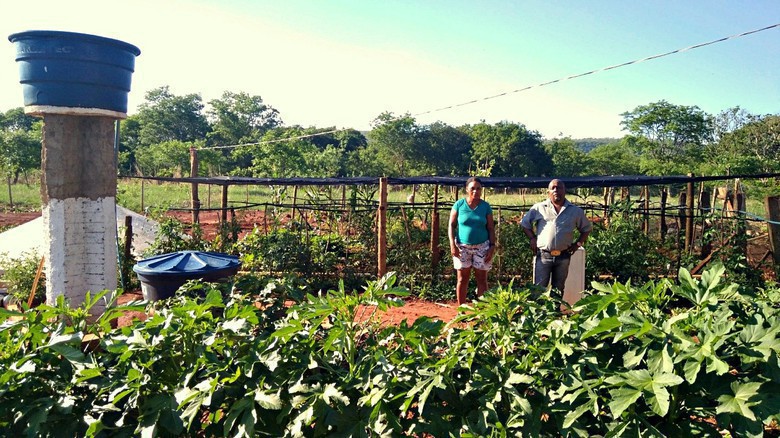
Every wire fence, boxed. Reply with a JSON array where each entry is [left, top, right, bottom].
[[122, 173, 780, 294]]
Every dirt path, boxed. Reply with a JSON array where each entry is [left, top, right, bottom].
[[116, 291, 460, 327], [0, 211, 41, 229]]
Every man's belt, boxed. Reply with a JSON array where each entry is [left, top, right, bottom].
[[541, 249, 565, 256]]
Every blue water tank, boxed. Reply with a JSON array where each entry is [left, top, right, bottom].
[[8, 30, 140, 114], [133, 251, 241, 301]]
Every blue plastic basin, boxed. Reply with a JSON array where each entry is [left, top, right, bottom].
[[133, 251, 241, 301], [8, 30, 140, 114]]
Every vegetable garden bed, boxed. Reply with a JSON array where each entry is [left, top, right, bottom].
[[1, 265, 779, 437]]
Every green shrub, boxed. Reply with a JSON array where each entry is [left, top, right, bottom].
[[235, 228, 311, 273], [494, 218, 534, 280], [0, 251, 44, 303], [586, 200, 663, 282], [144, 216, 206, 256]]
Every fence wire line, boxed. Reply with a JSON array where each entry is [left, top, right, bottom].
[[194, 23, 780, 152], [414, 23, 780, 117], [121, 172, 780, 188], [160, 197, 780, 225]]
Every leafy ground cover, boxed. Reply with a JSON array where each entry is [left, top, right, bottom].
[[1, 264, 778, 437]]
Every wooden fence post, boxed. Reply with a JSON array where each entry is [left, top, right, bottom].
[[122, 215, 133, 290], [642, 186, 650, 235], [221, 184, 229, 224], [230, 208, 238, 241], [430, 184, 440, 273], [291, 185, 298, 222], [263, 203, 269, 235], [735, 190, 747, 256], [685, 174, 694, 253], [190, 147, 200, 224], [6, 176, 13, 210], [140, 178, 145, 213], [678, 191, 687, 235], [660, 187, 668, 240], [699, 187, 712, 259], [378, 177, 388, 278], [735, 179, 744, 212], [766, 196, 780, 278]]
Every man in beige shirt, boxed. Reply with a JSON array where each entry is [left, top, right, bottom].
[[521, 179, 592, 295]]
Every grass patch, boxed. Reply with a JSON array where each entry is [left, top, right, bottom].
[[0, 174, 42, 212]]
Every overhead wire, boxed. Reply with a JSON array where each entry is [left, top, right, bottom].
[[414, 23, 780, 117], [206, 127, 343, 150], [198, 22, 780, 152]]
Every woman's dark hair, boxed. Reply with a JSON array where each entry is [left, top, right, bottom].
[[465, 176, 483, 187]]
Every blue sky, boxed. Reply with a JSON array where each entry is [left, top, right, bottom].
[[1, 0, 778, 138]]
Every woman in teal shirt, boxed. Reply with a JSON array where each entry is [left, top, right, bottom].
[[448, 177, 496, 304]]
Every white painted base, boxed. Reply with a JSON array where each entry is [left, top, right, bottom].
[[43, 197, 117, 313]]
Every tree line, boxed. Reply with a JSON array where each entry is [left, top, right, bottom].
[[0, 86, 778, 184]]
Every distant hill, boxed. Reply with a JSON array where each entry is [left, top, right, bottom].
[[574, 137, 619, 153]]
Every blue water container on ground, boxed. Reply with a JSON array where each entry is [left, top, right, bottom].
[[8, 30, 140, 114], [133, 251, 241, 301]]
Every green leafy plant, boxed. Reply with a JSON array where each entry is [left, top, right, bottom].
[[1, 267, 778, 437], [211, 212, 242, 253], [586, 200, 663, 282], [0, 251, 44, 304], [144, 216, 206, 256]]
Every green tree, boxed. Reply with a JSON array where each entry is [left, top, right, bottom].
[[586, 140, 640, 176], [136, 86, 210, 146], [0, 108, 41, 183], [232, 126, 355, 177], [712, 114, 780, 175], [302, 127, 365, 176], [422, 122, 472, 175], [364, 112, 429, 176], [134, 140, 191, 177], [465, 121, 551, 177], [620, 100, 713, 175], [574, 137, 617, 153], [0, 107, 38, 132], [191, 146, 229, 176], [711, 106, 756, 144], [248, 128, 319, 177], [333, 128, 368, 176], [305, 145, 345, 177], [334, 128, 368, 153], [206, 91, 281, 146], [117, 115, 142, 175], [544, 137, 591, 177]]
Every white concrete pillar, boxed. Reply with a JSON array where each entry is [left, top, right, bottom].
[[40, 114, 119, 314]]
